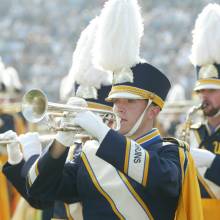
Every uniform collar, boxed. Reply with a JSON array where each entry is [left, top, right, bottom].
[[204, 120, 220, 135], [134, 128, 162, 146], [216, 124, 220, 132]]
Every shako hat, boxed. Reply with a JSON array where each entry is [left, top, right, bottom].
[[106, 62, 171, 109], [92, 0, 171, 109], [190, 3, 220, 91], [0, 58, 22, 99]]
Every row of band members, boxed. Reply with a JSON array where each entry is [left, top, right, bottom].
[[1, 1, 220, 220]]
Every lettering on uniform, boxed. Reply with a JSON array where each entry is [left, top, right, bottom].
[[128, 140, 145, 184], [213, 141, 220, 155], [134, 144, 142, 163]]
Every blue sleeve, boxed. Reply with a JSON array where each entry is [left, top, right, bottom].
[[27, 146, 80, 204], [96, 129, 182, 197], [2, 159, 53, 209], [21, 155, 40, 178], [53, 201, 68, 219], [205, 155, 220, 186]]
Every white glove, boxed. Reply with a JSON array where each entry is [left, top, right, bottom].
[[0, 130, 23, 165], [56, 97, 88, 146], [74, 111, 110, 143], [18, 132, 42, 161], [190, 148, 215, 168]]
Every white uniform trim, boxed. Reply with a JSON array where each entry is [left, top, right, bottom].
[[194, 83, 220, 91], [82, 140, 150, 220], [199, 167, 220, 199], [108, 92, 143, 100], [68, 203, 83, 220], [128, 140, 147, 184], [28, 159, 39, 185]]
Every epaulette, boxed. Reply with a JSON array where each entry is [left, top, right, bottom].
[[190, 122, 203, 130], [163, 137, 190, 152]]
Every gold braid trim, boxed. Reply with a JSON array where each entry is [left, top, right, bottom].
[[196, 79, 220, 86], [87, 102, 112, 111], [106, 85, 164, 108]]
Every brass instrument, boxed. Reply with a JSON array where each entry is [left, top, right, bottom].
[[180, 103, 204, 142], [21, 89, 119, 134]]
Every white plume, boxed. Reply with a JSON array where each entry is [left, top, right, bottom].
[[3, 67, 22, 92], [0, 57, 5, 84], [0, 56, 5, 74], [93, 0, 143, 72], [60, 74, 75, 101], [61, 16, 112, 100], [190, 3, 220, 66], [167, 84, 186, 102], [71, 16, 112, 87], [71, 17, 99, 85]]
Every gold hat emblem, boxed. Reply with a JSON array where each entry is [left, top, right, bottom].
[[198, 64, 218, 79]]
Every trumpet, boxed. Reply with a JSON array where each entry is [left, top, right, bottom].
[[21, 89, 119, 133]]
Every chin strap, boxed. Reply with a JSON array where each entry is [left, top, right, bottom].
[[213, 109, 220, 117], [125, 100, 152, 137]]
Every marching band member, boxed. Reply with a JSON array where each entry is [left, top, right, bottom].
[[1, 131, 52, 220], [26, 0, 202, 219], [2, 14, 112, 220], [189, 4, 220, 219], [0, 60, 26, 220], [0, 63, 25, 134]]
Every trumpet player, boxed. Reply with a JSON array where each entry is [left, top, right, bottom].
[[189, 4, 220, 219], [26, 0, 202, 219], [2, 11, 114, 220], [1, 131, 54, 220]]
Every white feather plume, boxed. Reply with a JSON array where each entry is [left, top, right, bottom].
[[71, 16, 112, 87], [3, 67, 22, 92], [167, 84, 186, 102], [61, 16, 112, 100], [0, 56, 5, 74], [60, 74, 75, 101], [190, 3, 220, 66], [93, 0, 143, 72]]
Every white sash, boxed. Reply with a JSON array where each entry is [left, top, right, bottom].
[[66, 145, 83, 220], [82, 140, 150, 220], [68, 203, 83, 220], [198, 167, 220, 199]]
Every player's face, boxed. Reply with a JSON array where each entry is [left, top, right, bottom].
[[113, 98, 148, 135], [198, 89, 220, 117]]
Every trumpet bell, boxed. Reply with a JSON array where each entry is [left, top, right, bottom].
[[22, 89, 48, 123]]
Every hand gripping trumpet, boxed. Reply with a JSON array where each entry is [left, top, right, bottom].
[[21, 89, 119, 135]]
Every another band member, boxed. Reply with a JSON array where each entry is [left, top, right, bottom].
[[0, 61, 26, 220], [189, 4, 220, 220]]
